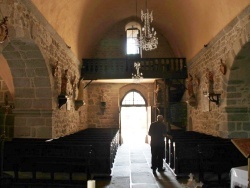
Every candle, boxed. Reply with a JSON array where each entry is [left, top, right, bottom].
[[173, 142, 175, 147], [87, 180, 96, 188]]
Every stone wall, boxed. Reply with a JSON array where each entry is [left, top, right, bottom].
[[86, 83, 154, 128], [0, 0, 167, 139], [0, 0, 85, 138], [187, 6, 250, 138], [0, 76, 14, 140], [0, 76, 13, 104], [89, 16, 172, 128], [94, 18, 175, 59]]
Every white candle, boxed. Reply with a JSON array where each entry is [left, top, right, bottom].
[[87, 180, 96, 188], [173, 142, 175, 147]]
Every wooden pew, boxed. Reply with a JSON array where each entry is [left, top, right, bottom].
[[166, 130, 223, 171], [4, 127, 119, 184], [48, 128, 119, 175], [165, 130, 247, 186], [198, 142, 247, 186], [4, 141, 94, 182]]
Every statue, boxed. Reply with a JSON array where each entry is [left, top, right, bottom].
[[60, 69, 69, 95], [154, 84, 162, 104], [76, 78, 84, 100], [186, 74, 197, 107], [187, 74, 194, 97]]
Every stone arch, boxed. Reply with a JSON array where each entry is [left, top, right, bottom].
[[119, 83, 153, 107], [120, 89, 147, 106], [2, 38, 53, 138], [119, 84, 151, 144], [226, 41, 250, 138]]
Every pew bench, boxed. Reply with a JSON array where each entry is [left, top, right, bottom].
[[165, 130, 247, 187], [49, 128, 119, 175], [198, 142, 246, 186], [4, 142, 95, 183]]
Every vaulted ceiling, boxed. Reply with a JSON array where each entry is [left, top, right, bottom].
[[31, 0, 249, 62]]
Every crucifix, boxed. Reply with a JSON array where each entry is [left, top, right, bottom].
[[132, 62, 143, 83], [134, 62, 142, 77]]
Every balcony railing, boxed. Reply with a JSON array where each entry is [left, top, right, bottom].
[[81, 58, 187, 80]]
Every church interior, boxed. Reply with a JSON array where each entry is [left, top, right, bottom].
[[0, 0, 250, 187]]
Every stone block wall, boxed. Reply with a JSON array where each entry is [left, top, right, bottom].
[[0, 76, 13, 104], [187, 6, 250, 138], [0, 0, 86, 138], [0, 0, 160, 139], [86, 83, 154, 128], [0, 76, 14, 140]]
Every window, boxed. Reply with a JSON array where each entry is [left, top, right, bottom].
[[126, 28, 139, 55], [125, 22, 141, 55], [122, 91, 146, 106]]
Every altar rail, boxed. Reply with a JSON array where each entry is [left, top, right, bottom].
[[81, 58, 187, 80]]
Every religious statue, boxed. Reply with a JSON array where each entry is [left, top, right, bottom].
[[154, 84, 162, 104], [52, 61, 59, 77], [205, 68, 214, 93], [70, 74, 78, 99], [187, 74, 194, 97], [186, 74, 197, 107], [0, 16, 8, 43], [60, 69, 69, 95], [76, 78, 84, 100], [206, 68, 213, 83]]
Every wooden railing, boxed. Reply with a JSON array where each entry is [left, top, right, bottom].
[[81, 58, 187, 80]]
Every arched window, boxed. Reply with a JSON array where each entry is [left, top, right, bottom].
[[125, 22, 141, 55], [122, 91, 146, 106]]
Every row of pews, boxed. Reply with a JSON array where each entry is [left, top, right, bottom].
[[3, 128, 119, 186], [47, 128, 119, 175], [165, 130, 247, 187]]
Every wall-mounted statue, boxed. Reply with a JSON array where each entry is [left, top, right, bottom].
[[154, 84, 163, 105], [220, 59, 227, 75], [60, 69, 69, 96], [205, 68, 214, 93], [52, 61, 59, 77], [0, 17, 8, 43], [187, 74, 194, 97], [70, 74, 77, 99], [76, 78, 84, 101], [186, 74, 197, 107]]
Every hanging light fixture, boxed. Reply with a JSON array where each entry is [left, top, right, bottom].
[[137, 0, 158, 51], [132, 62, 143, 83]]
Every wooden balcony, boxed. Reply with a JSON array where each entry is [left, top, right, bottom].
[[81, 58, 187, 80]]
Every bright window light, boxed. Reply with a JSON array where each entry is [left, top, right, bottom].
[[127, 29, 139, 55]]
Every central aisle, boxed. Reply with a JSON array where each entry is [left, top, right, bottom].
[[108, 142, 185, 188]]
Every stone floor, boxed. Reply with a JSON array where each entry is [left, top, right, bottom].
[[95, 142, 188, 188]]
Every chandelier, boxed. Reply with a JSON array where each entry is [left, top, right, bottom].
[[132, 62, 143, 83], [137, 5, 158, 51]]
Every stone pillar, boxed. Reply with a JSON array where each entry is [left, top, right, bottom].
[[13, 109, 53, 138]]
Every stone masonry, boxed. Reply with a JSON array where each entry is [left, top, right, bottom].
[[187, 5, 250, 138]]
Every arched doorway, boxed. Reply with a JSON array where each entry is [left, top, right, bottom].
[[120, 90, 149, 144]]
